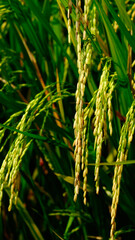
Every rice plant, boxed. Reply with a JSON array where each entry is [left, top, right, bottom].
[[0, 0, 135, 239]]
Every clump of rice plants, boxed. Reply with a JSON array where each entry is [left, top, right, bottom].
[[0, 0, 135, 239]]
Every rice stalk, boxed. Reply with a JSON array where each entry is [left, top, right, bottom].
[[93, 59, 112, 194], [0, 87, 70, 210], [110, 99, 135, 239], [73, 2, 97, 204]]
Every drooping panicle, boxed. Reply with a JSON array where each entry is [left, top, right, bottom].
[[110, 99, 135, 239]]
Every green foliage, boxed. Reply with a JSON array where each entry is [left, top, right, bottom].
[[0, 0, 135, 239]]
